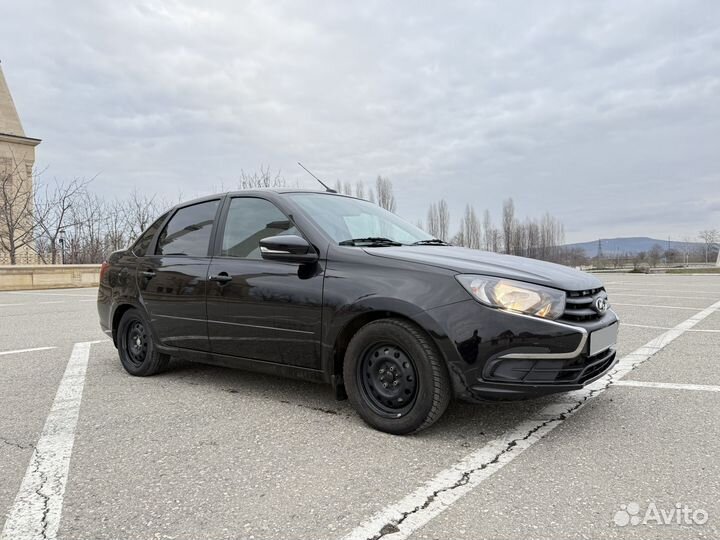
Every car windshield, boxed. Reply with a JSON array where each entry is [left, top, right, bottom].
[[287, 193, 434, 245]]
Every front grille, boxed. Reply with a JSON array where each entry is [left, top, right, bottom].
[[562, 287, 606, 321]]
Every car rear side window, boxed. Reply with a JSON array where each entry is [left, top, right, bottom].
[[221, 197, 297, 258], [156, 200, 220, 257], [132, 211, 170, 257]]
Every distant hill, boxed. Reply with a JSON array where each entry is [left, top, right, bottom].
[[563, 237, 703, 257]]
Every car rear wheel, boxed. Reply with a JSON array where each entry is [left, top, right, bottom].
[[117, 308, 169, 376], [344, 318, 451, 434]]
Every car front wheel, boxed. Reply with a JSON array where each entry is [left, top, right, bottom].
[[344, 318, 451, 435], [117, 308, 169, 376]]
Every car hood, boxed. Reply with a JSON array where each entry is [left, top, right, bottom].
[[363, 245, 602, 291]]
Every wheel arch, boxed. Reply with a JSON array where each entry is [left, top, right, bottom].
[[326, 299, 469, 400], [110, 301, 147, 346], [328, 299, 452, 385]]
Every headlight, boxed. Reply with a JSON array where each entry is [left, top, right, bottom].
[[456, 275, 566, 320]]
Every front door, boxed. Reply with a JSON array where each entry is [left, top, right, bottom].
[[206, 196, 324, 368], [139, 198, 221, 351]]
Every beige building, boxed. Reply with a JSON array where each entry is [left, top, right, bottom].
[[0, 61, 41, 264]]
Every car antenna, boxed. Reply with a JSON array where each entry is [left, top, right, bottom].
[[297, 162, 337, 193]]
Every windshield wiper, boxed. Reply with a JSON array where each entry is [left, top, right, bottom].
[[339, 237, 403, 247], [411, 238, 450, 246]]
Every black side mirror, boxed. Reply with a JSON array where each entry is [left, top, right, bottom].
[[260, 235, 318, 264]]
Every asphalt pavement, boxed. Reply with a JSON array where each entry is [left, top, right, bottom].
[[0, 274, 719, 539]]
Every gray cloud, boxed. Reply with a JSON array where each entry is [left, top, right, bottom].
[[1, 0, 719, 241]]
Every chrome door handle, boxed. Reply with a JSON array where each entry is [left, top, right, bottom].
[[209, 273, 232, 284], [141, 270, 156, 278]]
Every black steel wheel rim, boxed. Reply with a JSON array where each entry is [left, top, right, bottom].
[[358, 342, 418, 417], [125, 319, 148, 367]]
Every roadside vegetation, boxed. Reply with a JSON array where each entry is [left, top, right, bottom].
[[1, 158, 718, 269]]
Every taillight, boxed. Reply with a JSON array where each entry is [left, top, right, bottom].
[[99, 261, 110, 282]]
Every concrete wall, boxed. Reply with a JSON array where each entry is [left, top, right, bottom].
[[0, 264, 101, 291]]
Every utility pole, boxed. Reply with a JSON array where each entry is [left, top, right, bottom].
[[58, 229, 66, 265]]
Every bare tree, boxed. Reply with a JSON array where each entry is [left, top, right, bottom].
[[102, 197, 133, 256], [502, 198, 515, 254], [426, 203, 438, 238], [512, 220, 527, 256], [698, 229, 719, 263], [34, 177, 91, 263], [458, 204, 481, 249], [482, 209, 492, 251], [437, 199, 449, 241], [124, 188, 159, 241], [648, 243, 664, 267], [427, 199, 451, 240], [355, 181, 365, 200], [526, 218, 540, 258], [238, 166, 286, 190], [0, 151, 35, 264], [680, 236, 694, 266], [491, 228, 501, 252], [67, 192, 105, 264], [565, 247, 588, 268], [375, 175, 396, 212], [538, 212, 564, 262]]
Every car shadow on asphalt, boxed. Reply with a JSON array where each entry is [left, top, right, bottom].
[[147, 358, 560, 441]]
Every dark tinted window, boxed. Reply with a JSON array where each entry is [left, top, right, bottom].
[[156, 200, 220, 256], [132, 211, 170, 257], [221, 197, 297, 258]]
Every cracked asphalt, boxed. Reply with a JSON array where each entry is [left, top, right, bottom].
[[0, 274, 719, 539]]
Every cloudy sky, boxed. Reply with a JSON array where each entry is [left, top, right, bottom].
[[1, 0, 719, 242]]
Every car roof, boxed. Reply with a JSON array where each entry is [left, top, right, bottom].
[[173, 188, 361, 208]]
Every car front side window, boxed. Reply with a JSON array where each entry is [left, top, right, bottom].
[[221, 197, 298, 259]]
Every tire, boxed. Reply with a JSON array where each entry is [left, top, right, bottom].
[[344, 318, 451, 435], [117, 308, 169, 376]]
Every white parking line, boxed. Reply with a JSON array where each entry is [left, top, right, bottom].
[[608, 287, 720, 295], [0, 342, 92, 540], [2, 291, 96, 298], [612, 302, 710, 310], [0, 346, 57, 356], [606, 281, 720, 285], [609, 292, 711, 300], [0, 301, 65, 307], [622, 322, 720, 333], [621, 323, 673, 330], [342, 298, 720, 540], [614, 380, 720, 393]]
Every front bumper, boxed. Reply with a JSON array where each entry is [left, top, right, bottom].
[[421, 299, 619, 402], [468, 347, 617, 400]]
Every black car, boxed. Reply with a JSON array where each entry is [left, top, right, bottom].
[[98, 189, 619, 434]]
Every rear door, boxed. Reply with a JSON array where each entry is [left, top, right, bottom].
[[139, 198, 222, 351], [205, 196, 324, 368]]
